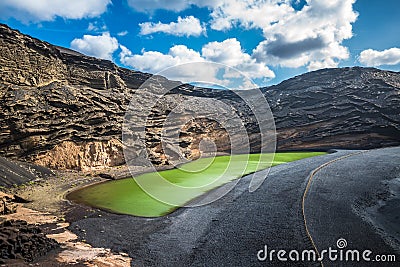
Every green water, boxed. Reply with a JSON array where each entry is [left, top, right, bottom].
[[67, 152, 326, 217]]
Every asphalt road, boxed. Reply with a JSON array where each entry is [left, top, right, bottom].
[[304, 146, 400, 267], [69, 147, 400, 267]]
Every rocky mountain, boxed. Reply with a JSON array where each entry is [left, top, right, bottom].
[[264, 67, 400, 149], [0, 23, 399, 171]]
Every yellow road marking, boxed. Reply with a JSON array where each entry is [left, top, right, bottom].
[[302, 151, 366, 267]]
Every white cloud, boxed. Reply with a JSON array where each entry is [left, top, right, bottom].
[[209, 0, 294, 31], [251, 0, 358, 70], [202, 38, 275, 79], [120, 45, 204, 74], [120, 44, 222, 85], [119, 38, 274, 88], [87, 22, 107, 32], [117, 31, 129, 37], [71, 32, 119, 60], [202, 38, 246, 66], [128, 0, 358, 71], [359, 48, 400, 67], [139, 16, 205, 37], [0, 0, 111, 22]]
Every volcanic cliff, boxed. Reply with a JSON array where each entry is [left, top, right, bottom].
[[0, 24, 399, 171]]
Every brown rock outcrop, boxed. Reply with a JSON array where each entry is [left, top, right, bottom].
[[34, 139, 125, 171]]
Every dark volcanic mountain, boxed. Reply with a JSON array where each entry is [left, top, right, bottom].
[[265, 67, 400, 149], [0, 24, 399, 171]]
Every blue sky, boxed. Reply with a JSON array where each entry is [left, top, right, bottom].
[[1, 0, 399, 89]]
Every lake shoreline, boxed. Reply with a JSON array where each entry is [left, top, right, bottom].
[[0, 150, 331, 265], [66, 152, 328, 217]]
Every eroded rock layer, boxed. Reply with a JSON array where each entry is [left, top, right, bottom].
[[0, 23, 399, 170]]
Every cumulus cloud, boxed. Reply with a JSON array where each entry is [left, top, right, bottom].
[[128, 0, 358, 71], [202, 38, 275, 79], [359, 48, 400, 67], [71, 32, 119, 60], [209, 0, 294, 31], [120, 45, 204, 74], [128, 0, 292, 30], [139, 16, 205, 37], [119, 38, 274, 88], [252, 0, 358, 70], [0, 0, 111, 22], [259, 36, 326, 59], [120, 44, 222, 85]]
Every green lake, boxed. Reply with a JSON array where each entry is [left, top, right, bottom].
[[67, 152, 326, 217]]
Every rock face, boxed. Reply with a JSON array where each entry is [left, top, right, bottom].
[[265, 67, 400, 149], [0, 23, 148, 170], [0, 23, 399, 170], [0, 220, 58, 263], [34, 139, 125, 171]]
